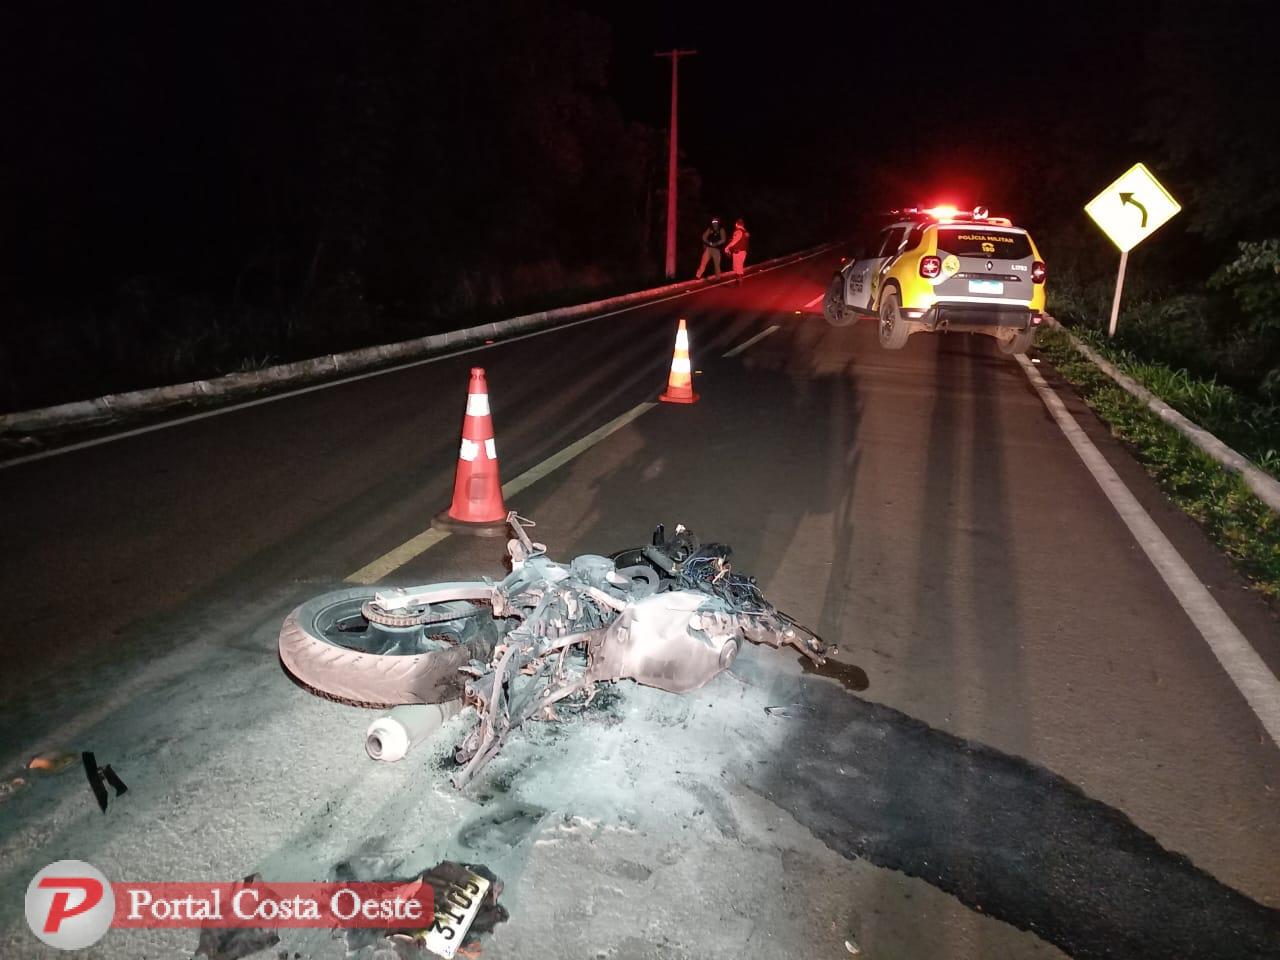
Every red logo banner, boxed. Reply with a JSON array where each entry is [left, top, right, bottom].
[[110, 881, 433, 929]]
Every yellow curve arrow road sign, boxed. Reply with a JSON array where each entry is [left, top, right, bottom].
[[1085, 162, 1181, 253]]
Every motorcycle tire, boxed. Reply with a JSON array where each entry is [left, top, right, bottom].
[[279, 586, 503, 708]]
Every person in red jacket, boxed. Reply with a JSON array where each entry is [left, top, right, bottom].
[[725, 218, 750, 283]]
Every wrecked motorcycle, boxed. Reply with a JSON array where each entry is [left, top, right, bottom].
[[279, 514, 828, 788]]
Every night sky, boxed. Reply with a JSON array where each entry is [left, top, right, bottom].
[[592, 0, 1157, 225]]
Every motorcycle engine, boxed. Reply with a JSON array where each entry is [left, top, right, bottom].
[[589, 590, 740, 694]]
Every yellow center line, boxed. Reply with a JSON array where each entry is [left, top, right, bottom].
[[345, 401, 659, 584]]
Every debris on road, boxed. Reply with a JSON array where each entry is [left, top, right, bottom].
[[28, 749, 77, 773], [82, 750, 128, 812], [192, 875, 280, 960], [0, 774, 28, 802], [366, 701, 463, 763], [281, 514, 829, 789], [193, 926, 281, 960], [0, 749, 115, 809], [419, 861, 503, 959], [764, 703, 817, 719], [799, 656, 868, 692], [342, 861, 507, 960]]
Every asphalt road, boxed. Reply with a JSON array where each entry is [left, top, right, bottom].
[[2, 250, 1279, 959]]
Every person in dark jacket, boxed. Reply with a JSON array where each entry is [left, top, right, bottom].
[[695, 218, 727, 279], [725, 218, 750, 283]]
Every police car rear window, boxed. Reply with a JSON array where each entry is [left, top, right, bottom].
[[936, 228, 1031, 260]]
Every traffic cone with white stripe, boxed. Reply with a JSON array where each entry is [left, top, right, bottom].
[[433, 367, 510, 536], [659, 318, 699, 404]]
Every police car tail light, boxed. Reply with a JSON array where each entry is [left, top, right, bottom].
[[919, 256, 942, 279], [1032, 261, 1047, 284]]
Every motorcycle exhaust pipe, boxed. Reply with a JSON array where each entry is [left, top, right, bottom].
[[365, 701, 462, 763]]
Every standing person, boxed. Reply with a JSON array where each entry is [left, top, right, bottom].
[[725, 218, 750, 283], [695, 217, 727, 280]]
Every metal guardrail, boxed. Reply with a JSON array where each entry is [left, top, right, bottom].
[[1, 242, 841, 436], [1045, 317, 1280, 514]]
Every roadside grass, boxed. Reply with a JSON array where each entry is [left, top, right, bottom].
[[1065, 326, 1280, 478], [1037, 327, 1280, 600]]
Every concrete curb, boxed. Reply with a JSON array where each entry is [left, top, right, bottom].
[[1, 242, 841, 436], [1044, 317, 1280, 514]]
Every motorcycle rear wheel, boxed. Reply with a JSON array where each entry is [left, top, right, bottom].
[[278, 587, 505, 708]]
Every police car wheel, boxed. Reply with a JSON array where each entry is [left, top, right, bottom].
[[878, 291, 910, 350], [824, 279, 853, 326]]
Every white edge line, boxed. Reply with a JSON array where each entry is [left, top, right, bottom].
[[345, 401, 659, 584], [803, 293, 825, 309], [722, 325, 782, 358], [2, 250, 833, 471], [1016, 353, 1280, 749]]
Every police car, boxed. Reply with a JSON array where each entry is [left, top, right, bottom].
[[823, 206, 1047, 353]]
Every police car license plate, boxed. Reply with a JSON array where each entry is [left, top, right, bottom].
[[968, 279, 1004, 294], [423, 870, 490, 959]]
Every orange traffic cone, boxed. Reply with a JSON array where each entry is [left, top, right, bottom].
[[433, 367, 510, 536], [659, 319, 699, 404]]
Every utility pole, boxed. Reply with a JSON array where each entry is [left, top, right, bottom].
[[655, 49, 696, 280]]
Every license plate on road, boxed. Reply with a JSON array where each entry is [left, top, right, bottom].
[[423, 869, 490, 959], [968, 279, 1004, 294]]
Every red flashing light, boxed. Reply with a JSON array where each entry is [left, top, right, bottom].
[[894, 204, 1003, 224], [923, 205, 960, 219], [1031, 260, 1047, 284], [919, 255, 942, 279]]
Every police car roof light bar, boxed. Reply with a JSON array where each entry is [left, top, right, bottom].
[[887, 205, 1012, 227]]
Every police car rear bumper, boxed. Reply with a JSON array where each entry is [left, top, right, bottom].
[[907, 302, 1041, 332]]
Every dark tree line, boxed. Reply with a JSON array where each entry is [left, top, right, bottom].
[[1035, 2, 1280, 397], [0, 1, 734, 411]]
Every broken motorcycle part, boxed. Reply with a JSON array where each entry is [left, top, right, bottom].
[[421, 865, 490, 959], [764, 703, 818, 719], [82, 752, 128, 812], [366, 701, 464, 762]]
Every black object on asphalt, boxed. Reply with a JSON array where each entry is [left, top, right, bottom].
[[82, 752, 128, 812], [193, 874, 281, 960]]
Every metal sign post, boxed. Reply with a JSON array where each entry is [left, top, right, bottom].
[[1108, 249, 1128, 338], [1085, 163, 1181, 337]]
